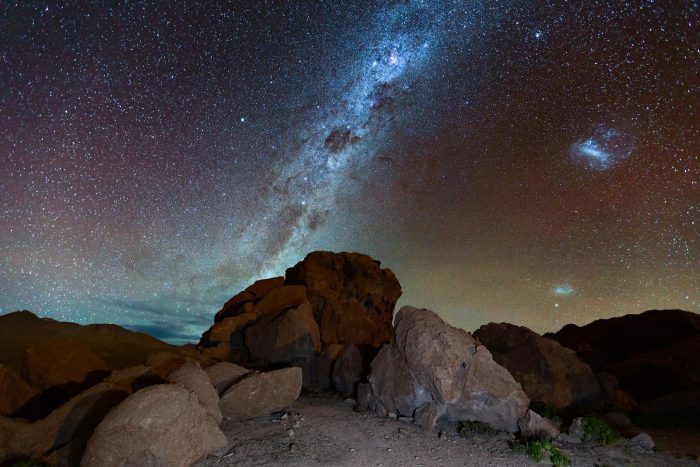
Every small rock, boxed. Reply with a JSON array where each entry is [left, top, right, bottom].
[[289, 442, 298, 452], [388, 411, 397, 419], [438, 431, 446, 440], [604, 411, 631, 427], [398, 416, 413, 423], [518, 409, 560, 440], [293, 420, 301, 429], [556, 433, 582, 444], [344, 398, 356, 404], [630, 432, 655, 450], [287, 429, 295, 437], [281, 412, 289, 419], [568, 417, 585, 440]]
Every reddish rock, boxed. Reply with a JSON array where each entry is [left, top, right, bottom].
[[214, 291, 255, 323], [208, 310, 256, 344], [244, 303, 320, 385], [250, 285, 308, 321], [199, 342, 232, 361], [145, 351, 200, 379], [245, 276, 285, 297], [284, 251, 401, 348], [0, 363, 37, 417], [24, 340, 109, 392], [475, 323, 601, 409], [547, 309, 700, 402]]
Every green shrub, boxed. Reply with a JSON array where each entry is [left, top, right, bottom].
[[458, 420, 498, 436], [581, 415, 620, 444], [513, 439, 572, 466], [549, 446, 573, 466]]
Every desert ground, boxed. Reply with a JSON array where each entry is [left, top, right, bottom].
[[196, 394, 700, 467]]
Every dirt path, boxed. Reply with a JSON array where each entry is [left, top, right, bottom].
[[196, 395, 699, 467]]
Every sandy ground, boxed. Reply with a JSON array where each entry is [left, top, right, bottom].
[[195, 395, 700, 467]]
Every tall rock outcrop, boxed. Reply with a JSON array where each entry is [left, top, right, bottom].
[[197, 251, 401, 391], [284, 251, 402, 348], [474, 322, 601, 409], [547, 309, 700, 403], [363, 307, 529, 432]]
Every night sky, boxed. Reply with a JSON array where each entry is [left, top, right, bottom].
[[1, 1, 698, 344]]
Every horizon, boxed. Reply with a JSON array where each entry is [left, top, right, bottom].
[[3, 301, 697, 347], [1, 2, 697, 345]]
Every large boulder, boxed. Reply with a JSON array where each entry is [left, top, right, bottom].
[[81, 384, 226, 467], [547, 309, 700, 402], [0, 365, 158, 466], [145, 351, 200, 379], [0, 363, 39, 417], [244, 303, 320, 385], [23, 340, 110, 408], [197, 252, 402, 392], [332, 344, 375, 396], [284, 251, 402, 348], [219, 367, 302, 420], [474, 323, 601, 409], [205, 362, 251, 395], [366, 307, 529, 432], [167, 363, 222, 424]]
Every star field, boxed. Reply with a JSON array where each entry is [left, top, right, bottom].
[[1, 1, 698, 343]]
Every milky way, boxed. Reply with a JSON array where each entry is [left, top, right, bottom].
[[1, 1, 698, 343]]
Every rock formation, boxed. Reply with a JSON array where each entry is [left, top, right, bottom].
[[0, 363, 39, 417], [474, 322, 601, 409], [197, 251, 401, 391], [363, 307, 529, 432], [547, 309, 700, 403], [219, 367, 302, 420], [167, 363, 223, 424], [81, 384, 226, 467]]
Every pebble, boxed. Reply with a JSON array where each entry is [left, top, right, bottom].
[[287, 429, 295, 437], [344, 398, 356, 404], [388, 411, 398, 419], [289, 442, 298, 452], [293, 421, 301, 429], [438, 431, 447, 440], [281, 412, 288, 420], [399, 416, 414, 423]]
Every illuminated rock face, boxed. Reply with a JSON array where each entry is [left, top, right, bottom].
[[366, 306, 529, 433], [284, 251, 402, 349], [198, 251, 401, 391], [82, 384, 226, 467]]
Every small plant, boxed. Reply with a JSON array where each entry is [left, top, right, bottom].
[[513, 439, 572, 466], [581, 415, 619, 444], [549, 446, 573, 466], [458, 420, 498, 436], [529, 401, 564, 424]]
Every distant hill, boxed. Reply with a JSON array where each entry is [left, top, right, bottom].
[[0, 310, 194, 375], [546, 309, 700, 403]]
